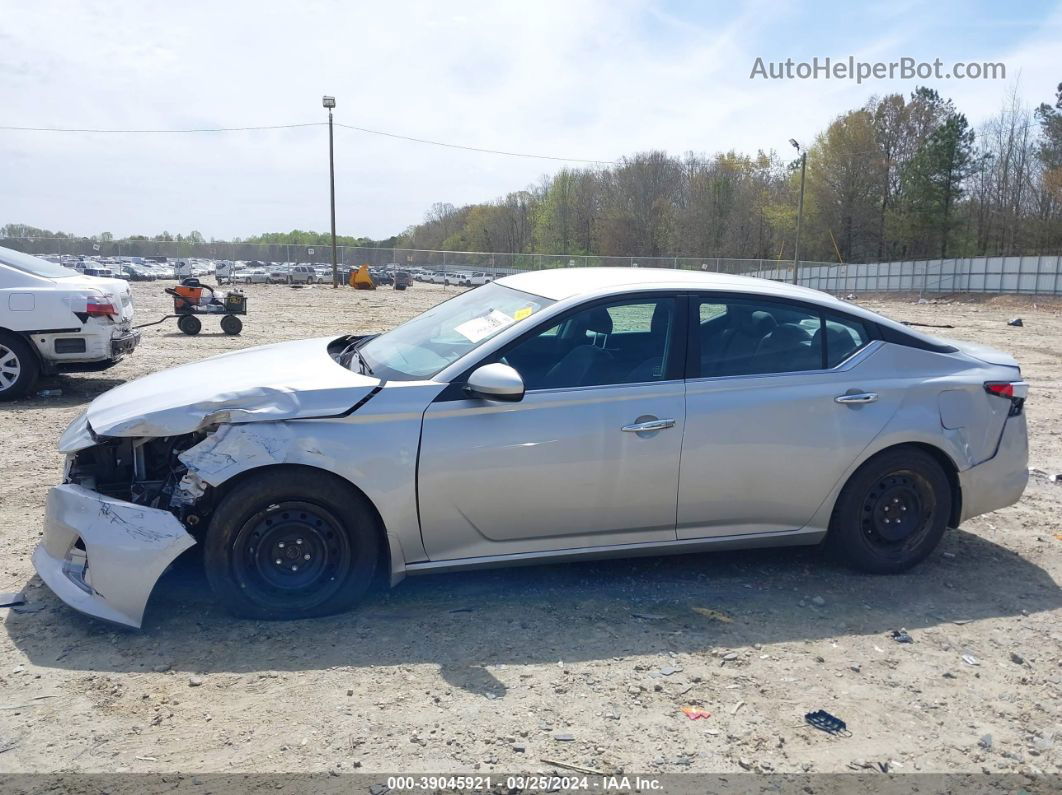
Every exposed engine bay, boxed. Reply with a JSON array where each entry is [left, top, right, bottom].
[[64, 432, 212, 530]]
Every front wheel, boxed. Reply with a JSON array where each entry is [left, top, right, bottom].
[[827, 448, 951, 574], [204, 469, 380, 620], [177, 314, 202, 335], [0, 333, 40, 401]]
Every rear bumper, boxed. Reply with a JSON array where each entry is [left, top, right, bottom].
[[110, 328, 141, 357], [32, 484, 195, 628], [959, 413, 1029, 522]]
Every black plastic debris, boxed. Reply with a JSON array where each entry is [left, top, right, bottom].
[[805, 709, 849, 735], [1007, 317, 1023, 327], [890, 628, 914, 644]]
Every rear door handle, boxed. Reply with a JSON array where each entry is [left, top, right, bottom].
[[622, 418, 676, 432], [835, 392, 878, 404]]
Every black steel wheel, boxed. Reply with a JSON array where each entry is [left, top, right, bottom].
[[220, 314, 243, 335], [229, 501, 350, 611], [177, 314, 202, 335], [828, 447, 951, 573], [205, 468, 380, 620]]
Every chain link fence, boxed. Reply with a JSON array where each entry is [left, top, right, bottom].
[[3, 237, 1061, 295]]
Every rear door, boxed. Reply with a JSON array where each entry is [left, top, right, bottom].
[[677, 293, 900, 539]]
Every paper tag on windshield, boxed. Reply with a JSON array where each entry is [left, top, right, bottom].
[[455, 309, 515, 342], [513, 306, 533, 321]]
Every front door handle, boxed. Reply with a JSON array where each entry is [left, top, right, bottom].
[[622, 418, 676, 432], [835, 392, 879, 404]]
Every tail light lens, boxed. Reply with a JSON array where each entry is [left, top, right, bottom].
[[984, 381, 1024, 416], [85, 298, 118, 317], [984, 382, 1014, 399]]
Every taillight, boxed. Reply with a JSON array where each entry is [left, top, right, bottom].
[[984, 382, 1014, 399], [85, 298, 117, 317], [985, 381, 1025, 416]]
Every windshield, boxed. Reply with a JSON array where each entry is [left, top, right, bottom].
[[0, 245, 81, 278], [358, 282, 553, 380]]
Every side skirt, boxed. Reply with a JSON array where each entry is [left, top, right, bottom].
[[403, 527, 826, 576]]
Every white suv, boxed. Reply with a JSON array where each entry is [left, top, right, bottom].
[[0, 246, 139, 400]]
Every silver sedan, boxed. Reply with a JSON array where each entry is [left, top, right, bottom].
[[34, 268, 1029, 627]]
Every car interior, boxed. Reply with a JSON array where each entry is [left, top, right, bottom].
[[498, 297, 870, 390]]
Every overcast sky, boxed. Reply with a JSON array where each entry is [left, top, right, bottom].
[[2, 0, 1060, 241]]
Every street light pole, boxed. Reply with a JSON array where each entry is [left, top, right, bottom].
[[789, 138, 806, 286], [323, 95, 338, 288]]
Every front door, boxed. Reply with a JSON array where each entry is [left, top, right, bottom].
[[418, 294, 686, 561]]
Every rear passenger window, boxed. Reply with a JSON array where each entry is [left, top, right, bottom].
[[694, 298, 872, 377], [823, 316, 871, 367]]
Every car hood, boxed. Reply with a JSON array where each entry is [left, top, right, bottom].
[[83, 337, 380, 439]]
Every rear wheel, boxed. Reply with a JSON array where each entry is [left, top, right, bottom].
[[220, 314, 243, 335], [828, 448, 951, 573], [177, 314, 202, 335], [204, 469, 380, 620], [0, 333, 40, 401]]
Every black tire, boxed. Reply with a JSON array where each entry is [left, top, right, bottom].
[[177, 314, 202, 335], [0, 333, 40, 401], [220, 315, 243, 335], [204, 468, 380, 620], [827, 447, 951, 574]]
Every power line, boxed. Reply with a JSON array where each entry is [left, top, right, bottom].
[[0, 120, 617, 165], [0, 122, 323, 133], [333, 122, 616, 165]]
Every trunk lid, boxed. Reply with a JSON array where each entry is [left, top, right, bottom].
[[938, 337, 1020, 370]]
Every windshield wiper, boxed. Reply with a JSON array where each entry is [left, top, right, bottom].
[[351, 346, 374, 376]]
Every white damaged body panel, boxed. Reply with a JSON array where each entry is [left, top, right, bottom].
[[32, 484, 195, 628], [85, 337, 379, 437]]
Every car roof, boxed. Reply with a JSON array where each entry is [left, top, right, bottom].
[[495, 266, 949, 347], [497, 267, 845, 306]]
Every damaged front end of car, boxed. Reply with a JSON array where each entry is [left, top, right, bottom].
[[32, 335, 384, 627], [32, 418, 220, 628]]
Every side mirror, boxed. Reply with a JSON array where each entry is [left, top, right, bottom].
[[465, 363, 524, 402]]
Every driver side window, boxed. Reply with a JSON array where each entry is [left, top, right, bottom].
[[504, 297, 677, 391]]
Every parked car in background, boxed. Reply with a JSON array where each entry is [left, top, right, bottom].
[[119, 265, 156, 281], [82, 266, 115, 278], [242, 269, 269, 284], [289, 265, 318, 285], [391, 270, 412, 290], [468, 272, 493, 286], [0, 245, 139, 400], [445, 272, 472, 286], [31, 268, 1029, 627]]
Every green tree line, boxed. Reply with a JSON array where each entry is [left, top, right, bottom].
[[398, 84, 1062, 263]]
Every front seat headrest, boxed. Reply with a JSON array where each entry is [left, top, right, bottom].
[[583, 307, 614, 335]]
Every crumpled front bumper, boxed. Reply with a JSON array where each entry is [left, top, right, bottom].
[[32, 484, 196, 628]]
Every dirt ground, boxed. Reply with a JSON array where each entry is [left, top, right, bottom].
[[0, 280, 1059, 778]]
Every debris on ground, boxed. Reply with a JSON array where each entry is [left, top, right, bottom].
[[540, 758, 606, 776], [962, 653, 981, 666], [0, 593, 26, 608], [1007, 317, 1023, 326], [890, 628, 914, 644], [680, 706, 711, 720], [805, 710, 849, 736]]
